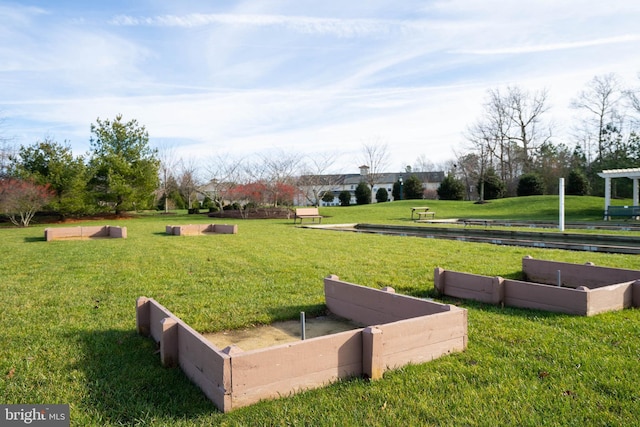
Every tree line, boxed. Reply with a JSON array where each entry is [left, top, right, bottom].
[[452, 72, 640, 201], [2, 71, 639, 224], [0, 115, 159, 225]]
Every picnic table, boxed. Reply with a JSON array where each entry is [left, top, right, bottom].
[[411, 207, 435, 220]]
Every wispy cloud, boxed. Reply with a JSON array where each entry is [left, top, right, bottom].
[[109, 13, 417, 38], [455, 34, 640, 55], [3, 1, 640, 171]]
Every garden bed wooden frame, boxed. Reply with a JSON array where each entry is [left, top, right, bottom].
[[136, 275, 467, 412], [44, 225, 127, 241], [434, 256, 640, 316], [165, 224, 238, 235]]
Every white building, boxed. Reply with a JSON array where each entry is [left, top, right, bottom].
[[296, 166, 445, 206]]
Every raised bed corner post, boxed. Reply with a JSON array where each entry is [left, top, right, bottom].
[[634, 280, 640, 308], [136, 297, 150, 336], [434, 267, 445, 294], [491, 276, 505, 305], [363, 326, 384, 380], [160, 317, 178, 368]]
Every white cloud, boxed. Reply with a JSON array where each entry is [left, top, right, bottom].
[[109, 13, 408, 38], [455, 34, 640, 56], [2, 1, 640, 174]]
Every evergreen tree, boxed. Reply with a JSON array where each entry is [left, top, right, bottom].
[[321, 192, 335, 204], [566, 169, 590, 196], [517, 173, 546, 196], [392, 180, 402, 200], [338, 190, 351, 206], [404, 174, 424, 199], [11, 138, 88, 217], [479, 169, 506, 200], [375, 187, 388, 203], [437, 174, 465, 200], [87, 115, 160, 214], [355, 181, 371, 205]]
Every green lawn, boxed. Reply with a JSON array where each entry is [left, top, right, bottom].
[[1, 197, 639, 426]]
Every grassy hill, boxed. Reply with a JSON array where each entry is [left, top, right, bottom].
[[319, 195, 617, 224]]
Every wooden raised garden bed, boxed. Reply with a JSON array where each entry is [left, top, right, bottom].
[[136, 275, 467, 412], [434, 256, 640, 316], [165, 224, 237, 236], [44, 225, 127, 241]]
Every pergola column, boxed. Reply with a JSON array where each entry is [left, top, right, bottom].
[[634, 178, 639, 206], [604, 177, 611, 211]]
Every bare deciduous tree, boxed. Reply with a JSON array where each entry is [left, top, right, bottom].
[[463, 86, 552, 196], [252, 149, 303, 207], [201, 153, 244, 215], [0, 115, 15, 179], [0, 139, 15, 179], [571, 73, 624, 164], [412, 154, 436, 173], [298, 151, 342, 206], [453, 151, 481, 201], [360, 141, 390, 203], [506, 86, 552, 172], [177, 157, 200, 210], [0, 178, 55, 226], [156, 144, 180, 213]]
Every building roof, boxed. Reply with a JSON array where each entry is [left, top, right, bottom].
[[597, 168, 640, 179], [298, 171, 444, 185]]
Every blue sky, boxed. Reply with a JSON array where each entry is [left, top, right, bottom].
[[2, 1, 640, 173]]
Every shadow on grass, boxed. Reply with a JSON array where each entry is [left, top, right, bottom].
[[73, 328, 219, 423], [24, 236, 46, 242]]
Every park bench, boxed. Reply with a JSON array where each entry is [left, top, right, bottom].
[[461, 219, 493, 227], [294, 207, 323, 224], [605, 205, 640, 220], [411, 206, 435, 221]]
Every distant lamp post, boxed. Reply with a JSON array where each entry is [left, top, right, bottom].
[[399, 177, 403, 201]]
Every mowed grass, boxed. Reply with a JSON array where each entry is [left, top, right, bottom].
[[1, 197, 639, 426]]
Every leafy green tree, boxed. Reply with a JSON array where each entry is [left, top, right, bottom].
[[338, 190, 351, 206], [321, 191, 335, 204], [202, 196, 215, 210], [531, 141, 574, 195], [479, 168, 506, 200], [517, 173, 546, 196], [355, 181, 371, 205], [566, 169, 590, 196], [392, 180, 402, 200], [404, 174, 423, 199], [375, 187, 388, 203], [437, 174, 465, 200], [11, 138, 88, 217], [87, 115, 159, 214]]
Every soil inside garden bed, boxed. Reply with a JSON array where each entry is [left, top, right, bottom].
[[203, 315, 361, 351]]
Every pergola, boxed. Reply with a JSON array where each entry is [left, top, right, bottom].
[[597, 168, 640, 210]]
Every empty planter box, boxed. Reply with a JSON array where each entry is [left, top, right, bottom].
[[136, 275, 467, 412], [434, 256, 640, 316], [44, 225, 127, 241], [165, 224, 237, 235]]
